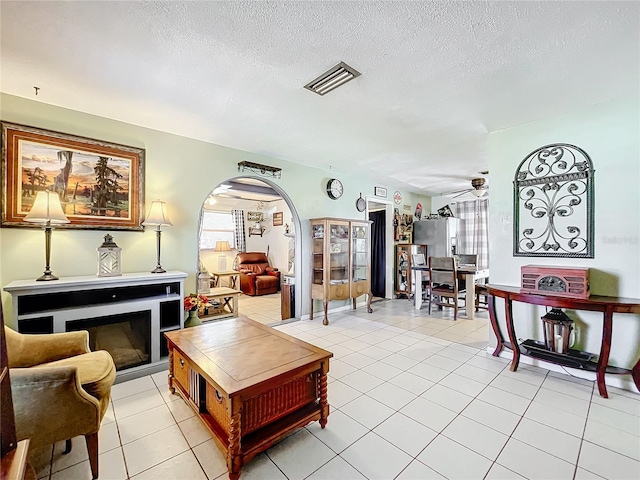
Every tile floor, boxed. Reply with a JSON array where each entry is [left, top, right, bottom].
[[237, 292, 282, 325], [29, 299, 640, 480]]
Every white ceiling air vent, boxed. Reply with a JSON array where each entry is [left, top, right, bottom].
[[304, 62, 361, 96]]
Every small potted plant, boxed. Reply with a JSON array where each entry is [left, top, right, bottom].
[[184, 293, 209, 328]]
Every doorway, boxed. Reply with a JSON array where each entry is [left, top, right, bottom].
[[366, 197, 394, 299], [196, 177, 302, 325]]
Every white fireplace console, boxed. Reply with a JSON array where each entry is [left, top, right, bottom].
[[3, 271, 187, 377]]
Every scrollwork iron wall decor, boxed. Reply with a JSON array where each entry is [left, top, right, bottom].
[[514, 143, 594, 258]]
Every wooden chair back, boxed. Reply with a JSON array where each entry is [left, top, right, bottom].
[[428, 256, 465, 320]]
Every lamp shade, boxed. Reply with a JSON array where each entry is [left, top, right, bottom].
[[215, 241, 231, 252], [471, 189, 487, 197], [24, 191, 70, 224], [142, 200, 173, 227]]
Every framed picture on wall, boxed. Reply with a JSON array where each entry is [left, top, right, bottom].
[[1, 122, 145, 230], [374, 186, 387, 198], [273, 212, 283, 226]]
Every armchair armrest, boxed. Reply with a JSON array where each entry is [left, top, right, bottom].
[[10, 366, 100, 447], [5, 328, 90, 368], [265, 267, 279, 273]]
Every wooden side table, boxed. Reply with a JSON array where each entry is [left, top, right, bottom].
[[211, 271, 240, 290], [202, 287, 241, 321]]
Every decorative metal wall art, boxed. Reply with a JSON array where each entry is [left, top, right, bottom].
[[237, 161, 282, 179], [514, 143, 594, 258]]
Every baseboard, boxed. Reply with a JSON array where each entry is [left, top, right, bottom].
[[299, 300, 372, 321], [485, 346, 638, 394]]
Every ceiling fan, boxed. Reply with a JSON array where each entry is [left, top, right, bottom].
[[442, 177, 489, 198]]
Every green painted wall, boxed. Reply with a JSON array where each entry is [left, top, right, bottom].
[[0, 93, 430, 323], [488, 97, 640, 376]]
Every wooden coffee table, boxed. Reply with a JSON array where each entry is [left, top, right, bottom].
[[164, 317, 332, 480]]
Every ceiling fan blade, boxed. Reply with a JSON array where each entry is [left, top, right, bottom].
[[452, 189, 472, 198]]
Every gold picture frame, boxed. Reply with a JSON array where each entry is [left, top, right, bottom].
[[1, 122, 145, 230]]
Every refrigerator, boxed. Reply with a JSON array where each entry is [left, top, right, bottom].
[[413, 218, 460, 258]]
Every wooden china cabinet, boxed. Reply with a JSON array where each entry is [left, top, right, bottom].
[[310, 217, 373, 325]]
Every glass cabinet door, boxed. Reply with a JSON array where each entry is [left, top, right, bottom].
[[329, 222, 349, 284], [397, 244, 410, 293], [351, 224, 369, 282], [312, 223, 324, 285]]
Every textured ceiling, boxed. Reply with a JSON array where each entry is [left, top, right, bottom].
[[1, 1, 638, 195]]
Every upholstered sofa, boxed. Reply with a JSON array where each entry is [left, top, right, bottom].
[[5, 327, 116, 479], [236, 252, 280, 296]]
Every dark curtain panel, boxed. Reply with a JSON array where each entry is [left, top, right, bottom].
[[369, 210, 386, 298]]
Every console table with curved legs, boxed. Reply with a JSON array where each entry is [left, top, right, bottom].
[[487, 284, 640, 398]]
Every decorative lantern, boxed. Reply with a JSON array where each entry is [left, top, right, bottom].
[[97, 234, 122, 277], [541, 308, 574, 354], [197, 263, 211, 294]]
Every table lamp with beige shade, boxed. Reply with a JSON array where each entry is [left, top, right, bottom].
[[215, 241, 233, 272], [142, 200, 173, 273], [24, 190, 70, 281]]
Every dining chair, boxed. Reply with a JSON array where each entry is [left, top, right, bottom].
[[428, 256, 466, 320]]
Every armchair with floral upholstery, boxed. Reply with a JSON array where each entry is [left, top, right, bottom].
[[236, 252, 280, 296], [5, 327, 116, 479]]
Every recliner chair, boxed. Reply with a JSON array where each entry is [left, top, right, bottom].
[[236, 252, 281, 296]]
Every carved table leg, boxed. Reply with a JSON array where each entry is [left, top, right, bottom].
[[503, 297, 520, 372], [227, 399, 242, 480], [596, 307, 614, 398], [367, 291, 373, 313], [488, 294, 505, 357], [310, 298, 314, 320], [319, 364, 329, 428], [631, 355, 640, 394], [323, 300, 329, 326], [168, 347, 175, 394]]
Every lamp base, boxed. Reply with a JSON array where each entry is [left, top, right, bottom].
[[36, 272, 59, 281], [151, 266, 166, 274]]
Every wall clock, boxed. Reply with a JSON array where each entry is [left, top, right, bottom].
[[356, 193, 365, 212], [393, 191, 402, 205], [326, 178, 343, 199]]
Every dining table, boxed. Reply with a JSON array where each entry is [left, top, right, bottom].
[[412, 265, 490, 320]]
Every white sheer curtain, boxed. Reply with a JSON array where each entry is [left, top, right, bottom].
[[454, 198, 489, 269], [231, 209, 246, 253]]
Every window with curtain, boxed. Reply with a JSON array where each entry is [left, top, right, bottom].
[[231, 209, 246, 253], [199, 210, 236, 249], [454, 198, 489, 269]]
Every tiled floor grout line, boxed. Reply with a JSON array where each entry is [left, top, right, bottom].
[[572, 385, 595, 480]]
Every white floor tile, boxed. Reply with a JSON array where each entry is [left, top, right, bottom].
[[574, 467, 606, 479], [150, 369, 169, 387], [122, 425, 190, 477], [131, 450, 207, 479], [484, 462, 527, 479], [465, 355, 508, 374], [192, 439, 228, 480], [266, 429, 335, 480], [329, 380, 363, 409], [396, 460, 446, 479], [339, 395, 395, 429], [306, 456, 366, 479], [490, 374, 540, 399], [436, 346, 476, 362], [366, 381, 417, 410], [499, 367, 547, 386], [340, 432, 413, 480], [112, 388, 165, 420], [417, 435, 493, 480], [588, 402, 640, 436], [340, 370, 385, 393], [442, 415, 509, 460], [591, 389, 640, 416], [420, 384, 473, 414], [453, 363, 499, 383], [51, 437, 89, 473], [461, 399, 521, 435], [306, 410, 368, 454], [178, 415, 213, 447], [439, 373, 487, 397], [407, 362, 450, 383], [99, 421, 121, 454], [477, 386, 531, 415], [524, 400, 587, 437], [236, 453, 287, 480], [534, 387, 590, 417], [380, 353, 420, 371], [497, 438, 575, 480], [373, 412, 438, 456], [340, 352, 377, 369], [111, 376, 156, 401], [512, 418, 582, 464], [400, 397, 457, 432], [421, 353, 465, 372], [541, 375, 594, 400], [328, 359, 358, 379], [165, 395, 195, 422], [117, 404, 176, 445], [578, 440, 640, 479], [50, 447, 127, 480], [584, 416, 640, 460], [388, 371, 435, 395], [360, 361, 403, 381]]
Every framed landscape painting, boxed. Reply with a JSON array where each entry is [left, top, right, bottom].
[[1, 122, 145, 230]]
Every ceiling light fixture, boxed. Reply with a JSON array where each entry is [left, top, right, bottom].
[[304, 61, 361, 96]]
